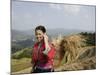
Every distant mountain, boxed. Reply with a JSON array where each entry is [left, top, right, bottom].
[[11, 29, 34, 41], [11, 28, 95, 41], [47, 28, 95, 38]]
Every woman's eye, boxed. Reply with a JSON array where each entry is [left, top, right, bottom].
[[38, 33, 42, 35]]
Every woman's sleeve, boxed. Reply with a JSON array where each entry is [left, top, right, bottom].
[[42, 43, 56, 59]]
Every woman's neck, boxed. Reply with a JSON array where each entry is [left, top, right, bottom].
[[37, 40, 44, 45]]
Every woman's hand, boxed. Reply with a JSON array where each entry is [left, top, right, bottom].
[[43, 33, 49, 42]]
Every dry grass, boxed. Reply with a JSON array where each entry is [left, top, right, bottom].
[[11, 58, 32, 72], [52, 34, 96, 71]]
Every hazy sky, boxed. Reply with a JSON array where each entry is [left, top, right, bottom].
[[12, 0, 96, 31]]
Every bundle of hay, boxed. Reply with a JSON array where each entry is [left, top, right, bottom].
[[52, 34, 96, 71]]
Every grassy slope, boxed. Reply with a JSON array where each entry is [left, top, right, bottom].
[[11, 58, 32, 72]]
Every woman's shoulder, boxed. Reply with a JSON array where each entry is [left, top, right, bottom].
[[33, 42, 38, 47]]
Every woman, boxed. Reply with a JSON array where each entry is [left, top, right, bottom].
[[31, 25, 55, 73]]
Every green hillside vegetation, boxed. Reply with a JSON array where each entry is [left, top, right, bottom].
[[12, 39, 34, 53], [79, 32, 95, 46], [12, 48, 32, 59]]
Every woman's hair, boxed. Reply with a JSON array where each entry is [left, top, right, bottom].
[[35, 25, 46, 33]]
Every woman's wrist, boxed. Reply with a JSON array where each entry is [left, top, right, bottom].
[[43, 34, 51, 55]]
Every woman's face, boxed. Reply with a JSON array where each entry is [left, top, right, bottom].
[[35, 30, 44, 43]]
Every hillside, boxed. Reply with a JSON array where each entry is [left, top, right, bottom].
[[11, 29, 34, 41], [12, 48, 32, 59], [11, 32, 96, 74], [11, 39, 34, 54]]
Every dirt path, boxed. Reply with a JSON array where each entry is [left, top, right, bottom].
[[11, 67, 32, 75]]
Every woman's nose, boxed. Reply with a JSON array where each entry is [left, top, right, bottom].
[[36, 35, 40, 38]]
